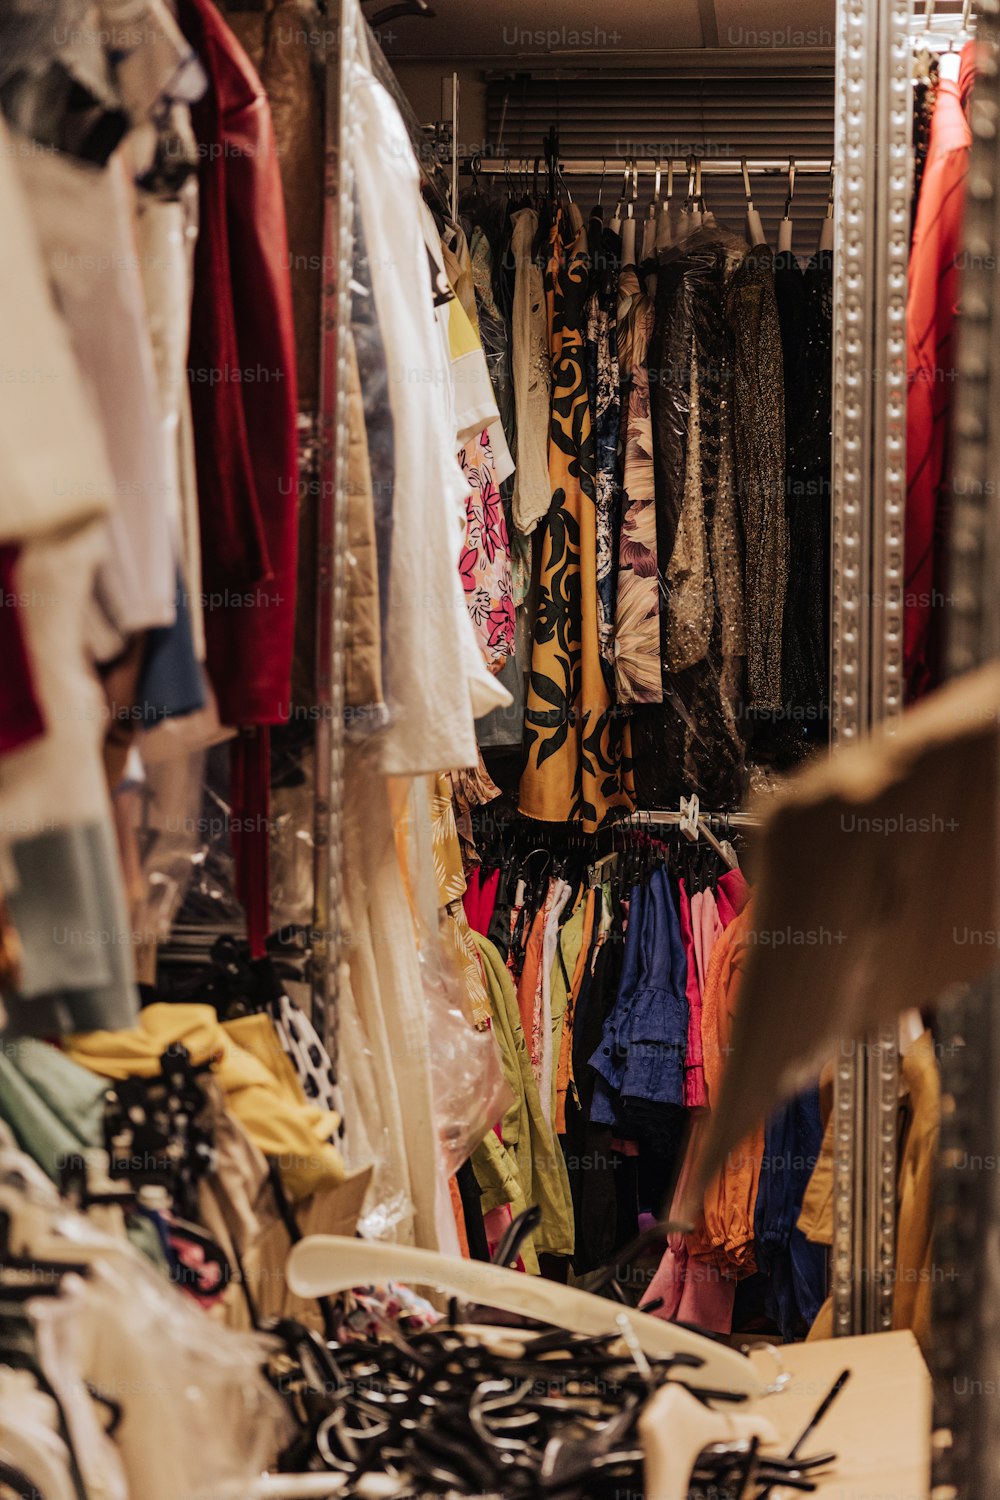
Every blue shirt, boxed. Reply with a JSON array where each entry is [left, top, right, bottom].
[[589, 869, 689, 1125]]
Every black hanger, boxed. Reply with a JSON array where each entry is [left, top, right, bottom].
[[165, 1218, 233, 1297], [102, 1043, 216, 1219], [491, 1205, 542, 1270], [0, 1459, 45, 1500]]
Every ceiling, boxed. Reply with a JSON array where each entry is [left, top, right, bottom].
[[378, 0, 836, 62]]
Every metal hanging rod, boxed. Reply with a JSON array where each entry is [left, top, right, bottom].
[[631, 809, 763, 830], [463, 156, 833, 177], [908, 0, 976, 30], [908, 15, 977, 32]]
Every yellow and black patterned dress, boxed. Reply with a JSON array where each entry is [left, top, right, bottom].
[[518, 207, 634, 830]]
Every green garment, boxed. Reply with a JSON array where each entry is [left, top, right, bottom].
[[471, 933, 575, 1260], [0, 1037, 106, 1180], [0, 1038, 175, 1276], [548, 894, 587, 1122], [470, 1127, 539, 1276]]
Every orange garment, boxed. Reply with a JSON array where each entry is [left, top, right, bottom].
[[517, 207, 634, 827], [905, 41, 976, 700], [555, 886, 595, 1133], [516, 902, 549, 1044], [804, 1031, 939, 1354], [689, 906, 762, 1277], [449, 1174, 470, 1257]]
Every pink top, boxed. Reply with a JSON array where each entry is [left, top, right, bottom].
[[715, 868, 749, 927], [678, 878, 707, 1108]]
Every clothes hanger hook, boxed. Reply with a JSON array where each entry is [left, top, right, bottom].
[[597, 157, 607, 206], [665, 157, 674, 203], [784, 155, 796, 218], [740, 156, 753, 210]]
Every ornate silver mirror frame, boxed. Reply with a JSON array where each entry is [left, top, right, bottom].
[[312, 0, 357, 1068], [830, 0, 911, 1336], [931, 3, 1000, 1492]]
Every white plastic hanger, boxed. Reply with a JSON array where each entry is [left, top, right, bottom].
[[648, 157, 662, 218], [641, 166, 659, 262], [610, 159, 630, 234], [286, 1236, 769, 1399], [742, 158, 767, 247], [639, 1384, 779, 1500], [249, 1479, 345, 1499], [679, 795, 740, 871], [656, 158, 676, 251], [690, 159, 704, 229], [249, 1475, 403, 1500], [682, 156, 696, 219], [777, 157, 795, 254], [595, 158, 607, 218], [621, 161, 639, 266]]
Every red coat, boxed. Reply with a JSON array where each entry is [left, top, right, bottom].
[[178, 0, 299, 726], [904, 42, 976, 702]]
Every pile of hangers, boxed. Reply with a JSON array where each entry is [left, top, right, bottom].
[[0, 1128, 850, 1500], [265, 1318, 839, 1498], [267, 1229, 850, 1499]]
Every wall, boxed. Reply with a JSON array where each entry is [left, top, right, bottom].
[[391, 62, 489, 155]]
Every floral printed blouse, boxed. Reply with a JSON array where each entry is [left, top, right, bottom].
[[458, 427, 514, 671]]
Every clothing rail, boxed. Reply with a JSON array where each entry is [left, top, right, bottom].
[[631, 809, 763, 830], [908, 0, 976, 32], [462, 156, 834, 177], [908, 18, 976, 34]]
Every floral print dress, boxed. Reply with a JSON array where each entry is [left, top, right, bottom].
[[458, 428, 514, 671], [518, 207, 634, 829]]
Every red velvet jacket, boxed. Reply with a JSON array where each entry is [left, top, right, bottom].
[[178, 0, 299, 726]]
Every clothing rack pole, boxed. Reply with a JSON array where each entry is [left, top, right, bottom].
[[631, 809, 763, 830], [461, 156, 834, 177]]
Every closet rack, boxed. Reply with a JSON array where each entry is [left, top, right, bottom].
[[633, 809, 763, 830], [909, 0, 976, 36], [462, 156, 834, 177]]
